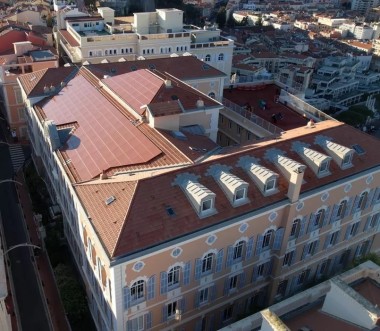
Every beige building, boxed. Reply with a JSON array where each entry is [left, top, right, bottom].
[[57, 7, 234, 84], [219, 260, 380, 331], [18, 57, 380, 331]]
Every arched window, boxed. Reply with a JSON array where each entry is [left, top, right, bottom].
[[168, 266, 181, 288], [205, 54, 211, 62], [233, 241, 245, 260], [202, 252, 214, 273], [218, 53, 224, 61], [208, 92, 216, 99], [130, 280, 145, 302], [337, 200, 347, 218], [290, 219, 301, 238], [314, 209, 325, 228], [262, 230, 274, 248], [358, 191, 368, 210]]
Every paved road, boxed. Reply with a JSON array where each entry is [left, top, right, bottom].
[[0, 129, 51, 330]]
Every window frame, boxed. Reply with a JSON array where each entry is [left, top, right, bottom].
[[314, 209, 325, 228], [234, 188, 246, 203], [358, 191, 368, 210], [205, 54, 211, 62], [318, 160, 329, 174], [233, 240, 245, 260], [202, 199, 213, 213], [342, 153, 352, 166], [167, 266, 181, 288], [283, 250, 294, 267], [229, 275, 238, 290], [265, 178, 276, 192], [202, 252, 214, 273], [262, 229, 274, 249], [290, 219, 301, 238], [167, 301, 178, 319], [218, 53, 224, 61], [130, 280, 145, 303], [199, 287, 209, 304], [337, 200, 347, 218]]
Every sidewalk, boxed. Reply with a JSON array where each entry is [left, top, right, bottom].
[[14, 171, 71, 331]]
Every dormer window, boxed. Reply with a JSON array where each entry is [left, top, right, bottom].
[[265, 178, 276, 192], [202, 199, 213, 212], [318, 160, 329, 174], [207, 168, 249, 207], [174, 175, 217, 218], [315, 137, 354, 169], [235, 188, 247, 202], [342, 153, 352, 167]]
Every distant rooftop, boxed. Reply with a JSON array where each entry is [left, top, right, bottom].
[[29, 50, 56, 62]]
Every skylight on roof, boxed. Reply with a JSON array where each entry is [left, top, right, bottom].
[[352, 144, 365, 155], [202, 64, 211, 70], [105, 195, 116, 205], [149, 64, 156, 70]]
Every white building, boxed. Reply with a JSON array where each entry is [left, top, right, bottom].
[[58, 7, 234, 84]]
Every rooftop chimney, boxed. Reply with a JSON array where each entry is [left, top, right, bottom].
[[196, 99, 204, 108], [287, 165, 306, 203], [165, 79, 172, 87], [43, 85, 49, 94], [100, 170, 108, 180]]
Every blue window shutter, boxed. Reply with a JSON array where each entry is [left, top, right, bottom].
[[345, 196, 355, 217], [147, 275, 155, 300], [364, 216, 372, 231], [255, 235, 264, 256], [299, 216, 308, 237], [365, 189, 375, 209], [307, 213, 316, 233], [290, 250, 296, 265], [324, 234, 332, 249], [194, 258, 202, 280], [160, 271, 168, 295], [223, 278, 230, 295], [123, 286, 130, 310], [301, 244, 309, 260], [162, 305, 167, 323], [273, 228, 284, 250], [194, 291, 200, 308], [215, 249, 224, 273], [371, 188, 380, 206], [289, 276, 297, 295], [181, 297, 186, 314], [335, 230, 341, 245], [238, 271, 246, 289], [330, 204, 339, 223], [183, 261, 191, 285], [322, 206, 331, 227], [210, 284, 217, 301], [245, 237, 254, 260], [351, 195, 360, 214], [314, 240, 320, 255], [267, 258, 274, 276], [252, 266, 259, 282], [226, 246, 234, 267], [345, 224, 353, 240], [145, 312, 152, 329]]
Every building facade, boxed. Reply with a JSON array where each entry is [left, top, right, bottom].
[[58, 7, 234, 84], [19, 61, 380, 331]]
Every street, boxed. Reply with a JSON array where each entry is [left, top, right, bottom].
[[0, 126, 51, 330]]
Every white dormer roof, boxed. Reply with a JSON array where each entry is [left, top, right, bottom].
[[302, 147, 331, 166], [248, 163, 278, 185], [324, 140, 352, 157], [276, 155, 306, 174], [214, 171, 249, 206], [218, 171, 247, 191], [315, 136, 354, 169], [184, 180, 215, 204]]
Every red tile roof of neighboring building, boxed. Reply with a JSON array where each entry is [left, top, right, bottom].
[[86, 56, 226, 81], [41, 73, 162, 182], [76, 120, 380, 258], [59, 29, 80, 47]]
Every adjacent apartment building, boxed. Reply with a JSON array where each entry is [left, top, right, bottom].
[[0, 26, 57, 140], [18, 58, 380, 331], [58, 7, 234, 83]]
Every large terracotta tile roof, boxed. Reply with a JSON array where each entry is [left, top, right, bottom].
[[41, 73, 162, 181], [75, 121, 380, 258], [86, 56, 226, 81], [102, 69, 221, 114], [18, 66, 77, 97]]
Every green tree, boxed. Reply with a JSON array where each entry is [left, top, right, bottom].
[[216, 6, 227, 29], [54, 264, 87, 325], [183, 4, 201, 25], [256, 15, 263, 26]]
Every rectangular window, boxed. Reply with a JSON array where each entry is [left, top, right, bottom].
[[283, 250, 294, 267], [308, 240, 318, 255], [290, 219, 300, 238], [235, 188, 246, 202], [14, 88, 23, 104], [247, 132, 251, 140], [330, 231, 339, 246], [369, 213, 379, 229], [18, 108, 25, 120], [319, 161, 329, 174], [257, 263, 265, 277], [276, 280, 288, 296], [265, 178, 276, 192], [228, 120, 232, 129], [342, 153, 352, 165], [129, 315, 144, 331], [222, 306, 233, 321], [202, 199, 212, 212], [199, 288, 209, 304], [89, 51, 93, 57], [350, 222, 360, 237], [229, 275, 238, 290], [237, 125, 241, 134], [297, 269, 309, 285], [167, 301, 177, 319]]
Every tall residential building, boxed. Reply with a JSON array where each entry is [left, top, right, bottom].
[[18, 58, 380, 331], [351, 0, 380, 15], [0, 28, 58, 140], [57, 7, 234, 84]]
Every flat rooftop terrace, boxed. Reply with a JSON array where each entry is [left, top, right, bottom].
[[223, 84, 309, 131]]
